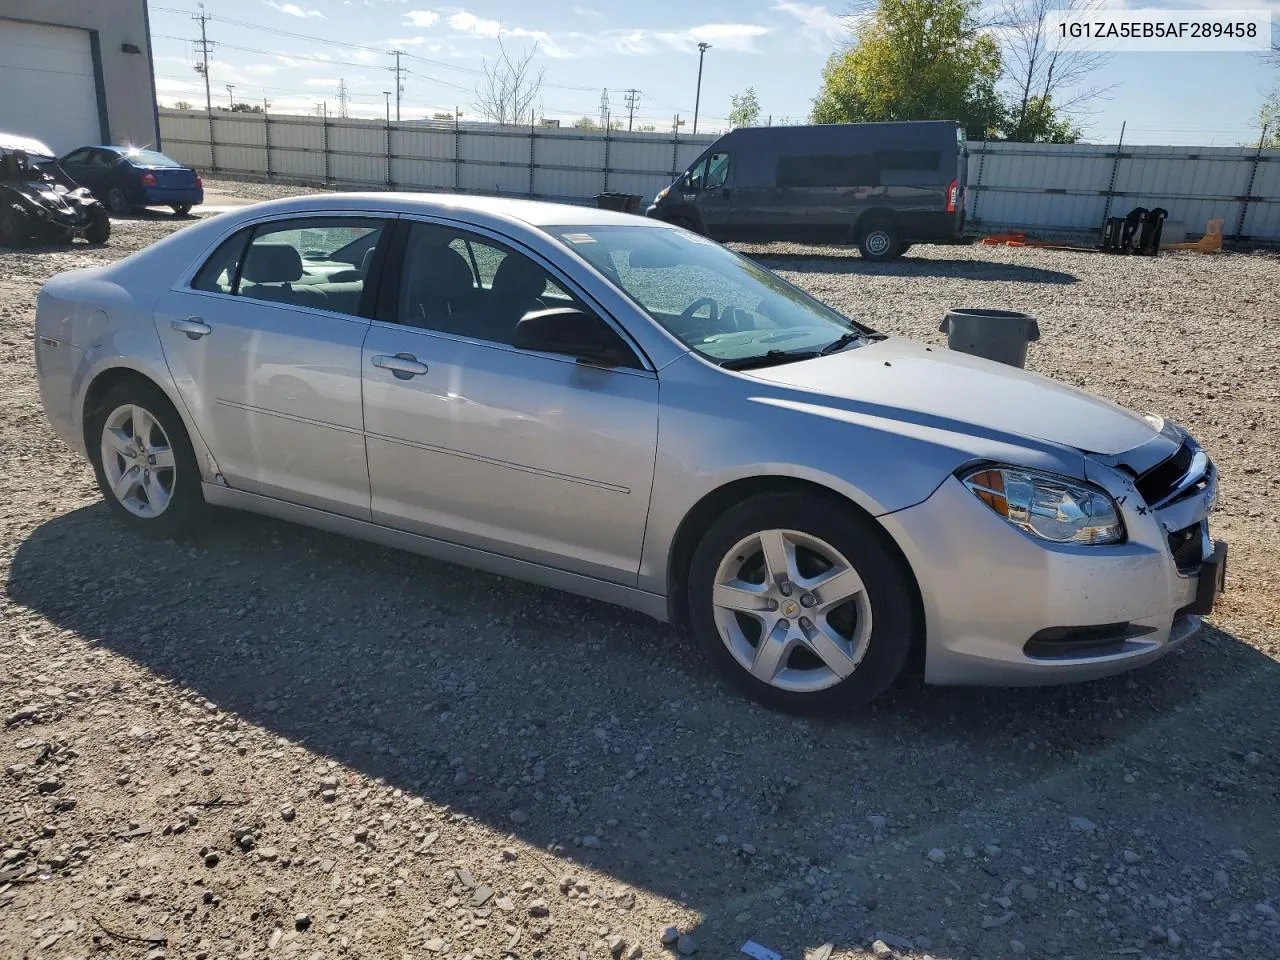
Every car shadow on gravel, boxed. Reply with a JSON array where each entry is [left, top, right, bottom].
[[743, 252, 1080, 286], [8, 503, 1280, 959]]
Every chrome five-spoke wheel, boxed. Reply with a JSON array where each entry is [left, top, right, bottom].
[[713, 528, 872, 693], [100, 403, 178, 518]]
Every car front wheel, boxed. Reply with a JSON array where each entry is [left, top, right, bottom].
[[88, 381, 207, 537], [105, 186, 131, 215], [171, 204, 192, 216], [687, 492, 917, 713]]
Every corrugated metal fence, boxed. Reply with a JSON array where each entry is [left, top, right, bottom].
[[158, 108, 717, 208], [157, 109, 1280, 242]]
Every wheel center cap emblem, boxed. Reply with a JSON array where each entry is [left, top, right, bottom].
[[781, 599, 800, 618]]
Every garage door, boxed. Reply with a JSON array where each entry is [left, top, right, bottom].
[[0, 19, 103, 155]]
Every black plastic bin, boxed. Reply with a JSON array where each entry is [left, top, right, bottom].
[[939, 308, 1040, 368], [595, 192, 641, 214]]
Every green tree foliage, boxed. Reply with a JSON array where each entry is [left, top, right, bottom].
[[729, 87, 761, 129], [810, 0, 1004, 137], [1005, 94, 1081, 143]]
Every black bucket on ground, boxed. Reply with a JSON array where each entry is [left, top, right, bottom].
[[939, 308, 1041, 368]]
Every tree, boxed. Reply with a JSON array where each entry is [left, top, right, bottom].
[[573, 116, 601, 130], [729, 87, 761, 128], [1253, 89, 1280, 147], [173, 100, 193, 110], [474, 35, 544, 125], [811, 0, 1004, 138], [996, 0, 1106, 142], [227, 102, 263, 113], [432, 111, 457, 121]]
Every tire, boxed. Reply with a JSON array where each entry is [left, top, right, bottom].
[[87, 380, 208, 538], [85, 206, 110, 244], [858, 220, 901, 262], [687, 492, 918, 713], [0, 204, 28, 248], [105, 186, 131, 215], [171, 204, 192, 216]]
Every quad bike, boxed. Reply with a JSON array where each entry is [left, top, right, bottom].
[[0, 133, 110, 247]]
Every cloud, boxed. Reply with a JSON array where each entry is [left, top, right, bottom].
[[266, 1, 327, 18], [772, 1, 848, 42], [403, 9, 440, 27], [449, 11, 503, 38], [571, 5, 606, 18]]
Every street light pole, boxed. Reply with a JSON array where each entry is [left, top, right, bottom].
[[692, 42, 710, 135]]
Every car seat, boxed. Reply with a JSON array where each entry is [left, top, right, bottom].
[[486, 254, 549, 343], [401, 241, 478, 333], [239, 243, 329, 310]]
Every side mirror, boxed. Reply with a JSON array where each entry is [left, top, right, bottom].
[[513, 307, 631, 366]]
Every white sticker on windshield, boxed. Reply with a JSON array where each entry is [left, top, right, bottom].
[[563, 233, 597, 244]]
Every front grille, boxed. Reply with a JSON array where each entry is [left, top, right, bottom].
[[1135, 441, 1194, 506], [1167, 522, 1204, 574]]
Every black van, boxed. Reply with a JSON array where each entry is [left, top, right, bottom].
[[645, 120, 968, 261]]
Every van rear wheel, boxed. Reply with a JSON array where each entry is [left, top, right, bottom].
[[858, 221, 900, 262]]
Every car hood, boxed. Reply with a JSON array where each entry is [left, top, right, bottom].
[[743, 337, 1162, 457]]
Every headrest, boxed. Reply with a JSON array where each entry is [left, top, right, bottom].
[[411, 244, 474, 292], [360, 247, 375, 277], [242, 243, 303, 283], [491, 254, 547, 300]]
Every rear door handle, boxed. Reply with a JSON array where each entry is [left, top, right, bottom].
[[171, 317, 211, 339], [373, 352, 429, 379]]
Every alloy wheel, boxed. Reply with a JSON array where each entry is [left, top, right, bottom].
[[864, 230, 891, 257], [711, 528, 873, 693], [99, 403, 177, 518]]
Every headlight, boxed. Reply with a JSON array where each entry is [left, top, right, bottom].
[[962, 465, 1124, 545]]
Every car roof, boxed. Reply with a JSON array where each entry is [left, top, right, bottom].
[[227, 191, 670, 230]]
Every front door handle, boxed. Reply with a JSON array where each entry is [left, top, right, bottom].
[[171, 317, 211, 339], [373, 352, 429, 379]]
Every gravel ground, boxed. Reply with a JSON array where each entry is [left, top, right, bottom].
[[2, 184, 1279, 960]]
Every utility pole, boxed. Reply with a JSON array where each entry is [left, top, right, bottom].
[[337, 79, 349, 119], [383, 90, 392, 124], [191, 3, 215, 117], [693, 41, 710, 135], [599, 89, 610, 129], [389, 50, 405, 122], [623, 89, 640, 131], [224, 83, 235, 109]]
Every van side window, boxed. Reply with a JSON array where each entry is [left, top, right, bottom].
[[778, 154, 878, 188], [705, 152, 730, 189]]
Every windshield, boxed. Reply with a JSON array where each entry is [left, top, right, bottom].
[[122, 149, 182, 168], [549, 225, 877, 367]]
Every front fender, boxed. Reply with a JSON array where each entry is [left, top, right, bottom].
[[636, 353, 1087, 595]]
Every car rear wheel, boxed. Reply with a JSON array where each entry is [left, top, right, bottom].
[[85, 206, 110, 244], [858, 220, 901, 262], [687, 492, 917, 713], [88, 381, 208, 538], [105, 186, 131, 215], [0, 205, 28, 247], [171, 204, 192, 216]]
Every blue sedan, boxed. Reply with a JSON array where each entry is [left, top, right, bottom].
[[59, 145, 204, 216]]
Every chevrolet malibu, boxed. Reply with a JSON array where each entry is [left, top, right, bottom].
[[33, 193, 1227, 711]]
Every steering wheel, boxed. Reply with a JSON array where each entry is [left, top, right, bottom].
[[680, 297, 719, 326]]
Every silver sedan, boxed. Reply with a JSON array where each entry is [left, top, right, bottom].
[[33, 192, 1227, 711]]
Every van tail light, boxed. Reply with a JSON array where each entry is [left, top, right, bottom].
[[140, 171, 157, 187], [946, 178, 959, 213], [195, 173, 203, 187]]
